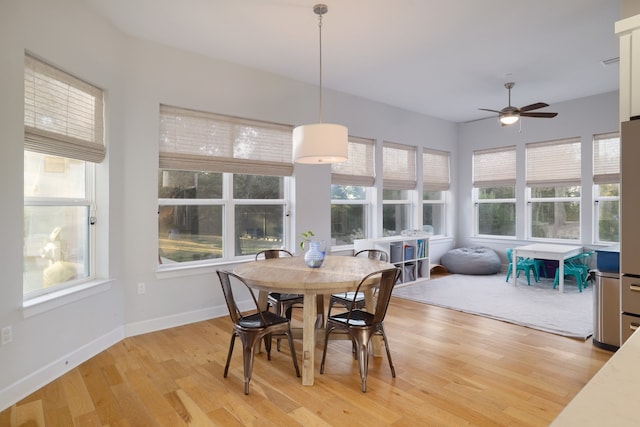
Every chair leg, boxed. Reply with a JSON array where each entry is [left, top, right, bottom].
[[326, 300, 335, 318], [380, 328, 396, 378], [263, 333, 272, 360], [319, 325, 335, 374], [505, 265, 512, 282], [241, 334, 262, 395], [354, 332, 371, 393], [285, 330, 301, 377], [275, 302, 288, 352], [224, 334, 236, 378]]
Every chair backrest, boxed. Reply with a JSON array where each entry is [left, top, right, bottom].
[[216, 270, 266, 325], [354, 249, 389, 262], [255, 249, 293, 260], [347, 267, 401, 324], [567, 251, 593, 267], [506, 248, 529, 265]]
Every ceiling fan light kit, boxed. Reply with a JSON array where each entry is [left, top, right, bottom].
[[480, 82, 558, 126], [293, 3, 348, 164]]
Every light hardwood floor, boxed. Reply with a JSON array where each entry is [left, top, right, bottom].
[[1, 296, 612, 426]]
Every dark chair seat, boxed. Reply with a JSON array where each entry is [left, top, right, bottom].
[[237, 311, 290, 329], [328, 309, 374, 327]]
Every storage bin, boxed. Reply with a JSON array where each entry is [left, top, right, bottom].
[[390, 244, 402, 263], [596, 246, 620, 273], [403, 263, 415, 282], [404, 245, 415, 260]]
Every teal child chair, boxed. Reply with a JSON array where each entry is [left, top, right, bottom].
[[505, 248, 539, 285]]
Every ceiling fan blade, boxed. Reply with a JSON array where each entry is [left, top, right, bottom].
[[520, 112, 558, 118], [519, 102, 549, 112], [478, 108, 501, 113]]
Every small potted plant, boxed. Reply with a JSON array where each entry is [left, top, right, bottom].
[[299, 230, 316, 251]]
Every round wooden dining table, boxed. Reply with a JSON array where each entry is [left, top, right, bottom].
[[234, 254, 393, 386]]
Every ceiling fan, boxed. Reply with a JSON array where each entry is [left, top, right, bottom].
[[479, 82, 558, 125]]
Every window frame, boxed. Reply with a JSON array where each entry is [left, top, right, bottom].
[[382, 189, 414, 236], [594, 184, 619, 244], [473, 186, 517, 238], [23, 54, 103, 299], [158, 171, 291, 267], [527, 186, 581, 242], [593, 132, 620, 244], [158, 106, 293, 268], [472, 146, 516, 238], [525, 138, 582, 242], [422, 148, 450, 237], [330, 185, 371, 247], [330, 136, 375, 247]]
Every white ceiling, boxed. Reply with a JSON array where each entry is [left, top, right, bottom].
[[83, 0, 621, 123]]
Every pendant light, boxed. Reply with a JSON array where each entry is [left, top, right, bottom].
[[293, 3, 348, 164]]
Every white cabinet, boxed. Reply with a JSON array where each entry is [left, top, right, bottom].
[[616, 14, 640, 121], [354, 235, 430, 284]]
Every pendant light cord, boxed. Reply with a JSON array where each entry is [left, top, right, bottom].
[[317, 12, 323, 123]]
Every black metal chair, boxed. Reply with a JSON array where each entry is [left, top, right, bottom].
[[216, 269, 300, 394], [255, 249, 304, 350], [320, 267, 401, 392], [255, 249, 304, 318], [326, 249, 389, 318]]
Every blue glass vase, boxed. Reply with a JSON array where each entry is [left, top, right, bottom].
[[304, 240, 326, 268]]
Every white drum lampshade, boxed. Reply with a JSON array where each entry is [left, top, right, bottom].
[[293, 123, 348, 164]]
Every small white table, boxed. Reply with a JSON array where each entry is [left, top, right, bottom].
[[512, 243, 583, 293]]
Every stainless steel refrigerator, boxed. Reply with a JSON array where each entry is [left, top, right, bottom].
[[620, 118, 640, 344]]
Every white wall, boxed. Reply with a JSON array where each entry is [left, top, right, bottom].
[[0, 0, 458, 409], [456, 90, 620, 266], [0, 0, 127, 409]]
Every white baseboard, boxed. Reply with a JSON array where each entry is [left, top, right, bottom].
[[0, 326, 124, 412], [124, 301, 252, 337], [124, 306, 222, 337]]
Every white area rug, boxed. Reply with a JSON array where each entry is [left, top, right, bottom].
[[393, 273, 593, 340]]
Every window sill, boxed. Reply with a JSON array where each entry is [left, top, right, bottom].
[[22, 279, 114, 318], [156, 258, 247, 279]]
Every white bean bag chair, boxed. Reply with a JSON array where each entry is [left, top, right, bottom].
[[440, 247, 501, 275]]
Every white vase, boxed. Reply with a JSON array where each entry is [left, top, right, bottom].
[[304, 240, 326, 268]]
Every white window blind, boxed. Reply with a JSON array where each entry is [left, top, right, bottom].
[[593, 132, 620, 184], [383, 141, 416, 190], [24, 54, 105, 162], [526, 137, 581, 187], [159, 105, 294, 176], [331, 136, 375, 186], [473, 146, 516, 187], [423, 148, 450, 191]]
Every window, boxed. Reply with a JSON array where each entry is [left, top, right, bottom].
[[526, 138, 581, 240], [23, 54, 104, 297], [422, 148, 450, 236], [383, 142, 416, 235], [330, 136, 375, 246], [158, 106, 292, 265], [593, 132, 620, 243], [473, 146, 516, 237]]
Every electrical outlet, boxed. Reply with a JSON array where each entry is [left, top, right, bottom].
[[1, 326, 12, 345], [137, 282, 146, 295]]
